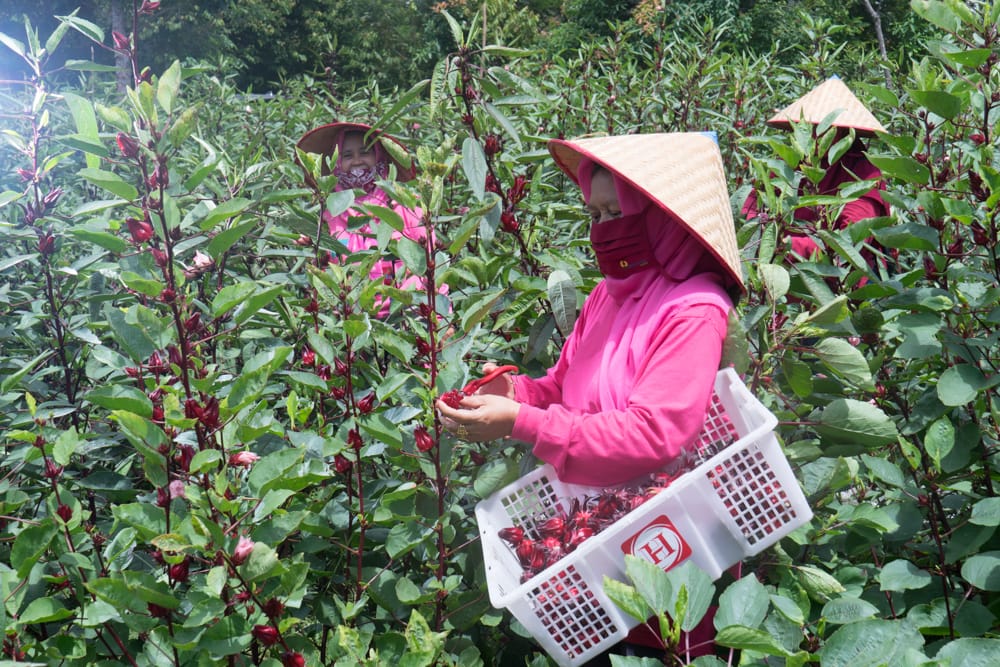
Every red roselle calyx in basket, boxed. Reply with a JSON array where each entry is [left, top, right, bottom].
[[440, 365, 518, 408], [500, 459, 698, 582]]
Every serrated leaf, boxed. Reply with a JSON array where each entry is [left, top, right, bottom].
[[715, 625, 793, 657]]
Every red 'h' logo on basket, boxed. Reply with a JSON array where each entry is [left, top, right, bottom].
[[620, 515, 692, 572]]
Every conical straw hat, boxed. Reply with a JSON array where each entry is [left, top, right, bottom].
[[548, 132, 745, 291], [767, 76, 886, 136], [295, 121, 417, 186]]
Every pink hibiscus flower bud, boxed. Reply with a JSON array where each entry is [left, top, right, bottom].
[[333, 453, 352, 474], [169, 558, 190, 583], [301, 348, 315, 366], [56, 504, 73, 523], [228, 451, 260, 468], [44, 458, 63, 480], [112, 31, 131, 52], [348, 428, 363, 451], [232, 536, 254, 565]]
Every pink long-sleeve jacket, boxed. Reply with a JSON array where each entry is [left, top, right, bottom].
[[508, 164, 735, 486]]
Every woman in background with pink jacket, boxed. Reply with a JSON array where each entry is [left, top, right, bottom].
[[436, 132, 744, 487], [296, 121, 432, 317]]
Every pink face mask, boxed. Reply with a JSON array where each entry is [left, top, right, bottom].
[[333, 162, 388, 194], [589, 206, 658, 278]]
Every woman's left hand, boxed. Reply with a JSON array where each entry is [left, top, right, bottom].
[[436, 394, 520, 442]]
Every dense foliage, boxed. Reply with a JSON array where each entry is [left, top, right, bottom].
[[1, 0, 999, 665], [1, 0, 927, 92]]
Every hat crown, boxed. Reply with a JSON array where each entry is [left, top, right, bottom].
[[548, 133, 744, 291], [767, 77, 886, 135], [296, 122, 417, 183]]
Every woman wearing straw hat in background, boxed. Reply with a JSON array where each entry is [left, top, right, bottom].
[[437, 132, 744, 661], [742, 76, 891, 270], [296, 121, 433, 317]]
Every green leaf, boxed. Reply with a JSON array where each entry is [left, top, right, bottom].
[[970, 498, 1000, 527], [233, 285, 285, 325], [198, 198, 253, 231], [57, 13, 104, 42], [866, 156, 929, 185], [937, 364, 987, 406], [11, 523, 58, 578], [934, 638, 1000, 665], [760, 263, 789, 302], [603, 576, 651, 624], [120, 270, 164, 297], [212, 282, 258, 317], [17, 597, 74, 625], [715, 575, 769, 630], [67, 228, 129, 253], [624, 555, 673, 615], [207, 220, 256, 260], [156, 60, 182, 115], [817, 399, 898, 448], [666, 562, 714, 632], [79, 168, 138, 200], [462, 137, 487, 201], [547, 269, 577, 334], [473, 458, 518, 499], [63, 92, 101, 169], [459, 287, 505, 332], [821, 596, 880, 625], [907, 89, 963, 120], [813, 338, 874, 390], [85, 385, 153, 418], [879, 559, 933, 592], [715, 625, 793, 657], [795, 565, 845, 602], [873, 223, 938, 251], [253, 489, 296, 522], [820, 619, 924, 667], [802, 294, 850, 327], [52, 429, 80, 466], [961, 551, 1000, 591], [924, 416, 955, 470], [386, 521, 429, 558], [239, 542, 283, 582]]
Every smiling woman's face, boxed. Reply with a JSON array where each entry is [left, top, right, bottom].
[[586, 168, 621, 224], [338, 132, 378, 171]]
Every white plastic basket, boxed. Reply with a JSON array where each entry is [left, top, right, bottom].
[[474, 368, 812, 667]]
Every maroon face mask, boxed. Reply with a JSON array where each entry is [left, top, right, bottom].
[[589, 208, 658, 278]]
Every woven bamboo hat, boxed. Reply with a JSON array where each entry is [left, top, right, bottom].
[[548, 132, 744, 291], [767, 76, 887, 136], [295, 122, 417, 185]]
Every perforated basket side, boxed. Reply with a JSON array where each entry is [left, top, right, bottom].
[[511, 564, 623, 666]]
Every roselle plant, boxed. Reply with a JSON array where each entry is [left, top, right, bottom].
[[2, 1, 1000, 666]]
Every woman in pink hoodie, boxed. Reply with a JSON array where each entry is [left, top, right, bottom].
[[436, 132, 744, 487], [296, 122, 433, 317]]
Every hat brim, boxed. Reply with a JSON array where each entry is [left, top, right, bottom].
[[295, 122, 417, 183], [548, 133, 745, 292]]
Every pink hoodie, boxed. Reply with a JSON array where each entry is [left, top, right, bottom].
[[510, 163, 733, 486]]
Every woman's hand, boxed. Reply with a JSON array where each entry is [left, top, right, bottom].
[[472, 362, 516, 399], [436, 393, 520, 442]]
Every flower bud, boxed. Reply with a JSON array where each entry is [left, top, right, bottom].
[[252, 624, 280, 646], [169, 558, 190, 583], [414, 425, 435, 452], [263, 597, 285, 619], [228, 451, 260, 468], [333, 453, 352, 474], [126, 217, 154, 244], [232, 536, 254, 565], [116, 132, 139, 158], [357, 393, 376, 414], [301, 348, 316, 366], [281, 652, 306, 667], [348, 428, 363, 451], [112, 31, 131, 52], [44, 458, 63, 480], [56, 504, 73, 523]]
